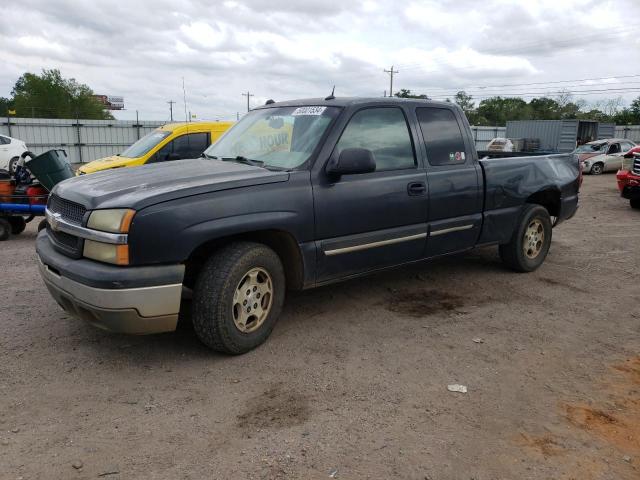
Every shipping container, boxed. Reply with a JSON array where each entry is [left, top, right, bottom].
[[505, 120, 616, 153]]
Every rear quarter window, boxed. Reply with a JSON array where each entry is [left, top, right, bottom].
[[416, 107, 468, 166]]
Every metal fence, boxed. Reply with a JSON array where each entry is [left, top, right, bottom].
[[3, 117, 640, 165], [469, 126, 506, 150], [1, 117, 165, 164], [615, 125, 640, 142]]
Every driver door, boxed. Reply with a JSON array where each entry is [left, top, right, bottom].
[[312, 106, 428, 283], [603, 142, 623, 172]]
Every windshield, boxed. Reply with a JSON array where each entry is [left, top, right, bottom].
[[120, 130, 171, 158], [574, 143, 605, 153], [203, 106, 340, 169]]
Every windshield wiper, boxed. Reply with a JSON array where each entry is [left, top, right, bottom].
[[201, 152, 218, 159], [221, 156, 265, 168]]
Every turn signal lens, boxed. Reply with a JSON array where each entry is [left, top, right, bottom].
[[83, 240, 129, 266]]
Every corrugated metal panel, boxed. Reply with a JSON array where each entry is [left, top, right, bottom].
[[469, 126, 506, 150], [0, 117, 165, 163], [506, 120, 564, 152], [614, 125, 640, 142], [558, 120, 580, 153], [597, 123, 615, 139]]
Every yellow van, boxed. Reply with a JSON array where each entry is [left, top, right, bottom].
[[77, 121, 234, 175]]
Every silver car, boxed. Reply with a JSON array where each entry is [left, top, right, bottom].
[[577, 139, 636, 175]]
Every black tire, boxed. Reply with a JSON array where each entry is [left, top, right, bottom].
[[8, 157, 19, 175], [590, 162, 604, 175], [631, 198, 640, 210], [192, 241, 286, 354], [0, 218, 10, 241], [8, 216, 26, 235], [499, 204, 552, 272], [37, 219, 47, 232]]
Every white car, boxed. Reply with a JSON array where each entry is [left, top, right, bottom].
[[0, 134, 29, 173], [575, 139, 636, 175]]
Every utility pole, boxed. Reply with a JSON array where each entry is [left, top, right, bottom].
[[384, 65, 398, 98], [167, 100, 175, 122], [242, 91, 254, 112]]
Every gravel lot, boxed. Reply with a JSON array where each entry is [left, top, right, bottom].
[[1, 174, 639, 480]]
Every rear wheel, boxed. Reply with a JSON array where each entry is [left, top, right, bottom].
[[192, 242, 285, 354], [8, 216, 26, 235], [8, 157, 19, 175], [0, 218, 10, 241], [499, 204, 552, 272], [590, 162, 604, 175], [631, 198, 640, 210]]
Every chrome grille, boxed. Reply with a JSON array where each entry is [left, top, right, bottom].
[[633, 157, 640, 176], [48, 194, 86, 225]]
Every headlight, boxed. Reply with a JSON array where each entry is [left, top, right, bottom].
[[83, 240, 129, 265], [84, 209, 135, 265], [87, 209, 135, 233]]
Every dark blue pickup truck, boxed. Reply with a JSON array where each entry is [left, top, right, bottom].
[[36, 98, 580, 354]]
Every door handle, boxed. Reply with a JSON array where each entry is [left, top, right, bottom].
[[407, 182, 426, 196]]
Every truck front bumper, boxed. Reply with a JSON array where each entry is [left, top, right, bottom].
[[36, 231, 185, 335]]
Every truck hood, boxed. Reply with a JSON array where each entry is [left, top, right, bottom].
[[54, 158, 289, 210], [76, 155, 135, 174]]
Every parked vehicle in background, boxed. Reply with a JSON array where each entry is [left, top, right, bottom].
[[37, 97, 581, 354], [76, 121, 234, 175], [0, 134, 30, 174], [578, 139, 636, 175], [616, 148, 640, 209]]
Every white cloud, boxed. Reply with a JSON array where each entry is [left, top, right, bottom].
[[0, 0, 638, 121]]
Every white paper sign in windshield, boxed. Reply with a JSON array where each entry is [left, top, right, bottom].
[[291, 106, 327, 116]]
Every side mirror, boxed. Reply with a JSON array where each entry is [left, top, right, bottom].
[[326, 148, 376, 176]]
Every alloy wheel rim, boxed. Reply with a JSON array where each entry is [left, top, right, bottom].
[[523, 219, 544, 259], [232, 267, 273, 333]]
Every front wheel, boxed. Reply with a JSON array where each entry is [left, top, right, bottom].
[[499, 204, 552, 272], [0, 218, 10, 241], [590, 163, 604, 175], [9, 216, 26, 235], [631, 198, 640, 210], [192, 242, 285, 354]]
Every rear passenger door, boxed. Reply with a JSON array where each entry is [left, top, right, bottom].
[[416, 107, 483, 257]]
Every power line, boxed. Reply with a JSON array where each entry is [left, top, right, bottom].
[[425, 87, 640, 101], [401, 74, 640, 93]]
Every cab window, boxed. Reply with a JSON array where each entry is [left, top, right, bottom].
[[335, 107, 415, 171], [417, 107, 468, 166], [154, 132, 210, 162]]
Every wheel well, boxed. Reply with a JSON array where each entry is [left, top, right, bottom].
[[184, 230, 305, 291], [526, 189, 560, 217]]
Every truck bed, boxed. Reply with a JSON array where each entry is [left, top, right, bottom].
[[477, 153, 580, 244]]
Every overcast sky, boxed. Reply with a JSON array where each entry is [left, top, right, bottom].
[[2, 0, 639, 121]]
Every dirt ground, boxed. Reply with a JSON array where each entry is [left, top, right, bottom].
[[1, 174, 639, 480]]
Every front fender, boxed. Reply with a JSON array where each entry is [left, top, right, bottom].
[[127, 174, 314, 265]]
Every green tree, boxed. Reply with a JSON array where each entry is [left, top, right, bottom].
[[11, 69, 113, 119], [0, 97, 12, 115], [452, 91, 476, 123], [394, 89, 429, 99], [476, 97, 530, 125], [528, 97, 561, 120]]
